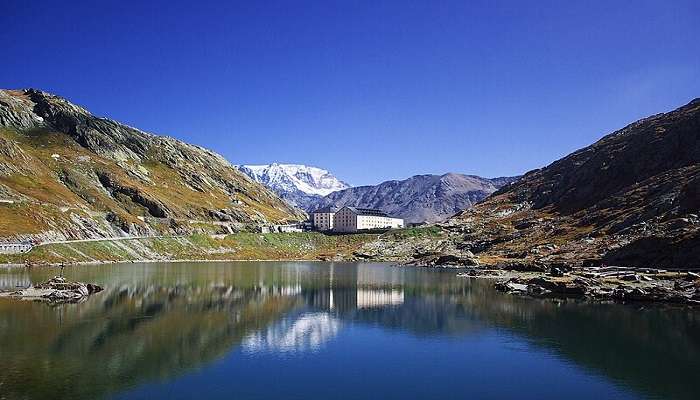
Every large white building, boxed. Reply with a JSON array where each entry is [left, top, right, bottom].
[[310, 206, 339, 231], [333, 206, 403, 233]]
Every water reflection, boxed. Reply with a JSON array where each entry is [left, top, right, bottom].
[[0, 262, 698, 400], [242, 312, 341, 353]]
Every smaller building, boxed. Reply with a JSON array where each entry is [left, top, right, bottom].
[[275, 223, 304, 233], [333, 206, 404, 233], [310, 206, 339, 231], [0, 242, 32, 254]]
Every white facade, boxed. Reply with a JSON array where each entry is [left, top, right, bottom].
[[333, 207, 403, 233], [0, 243, 32, 254], [276, 224, 303, 233], [356, 289, 404, 309]]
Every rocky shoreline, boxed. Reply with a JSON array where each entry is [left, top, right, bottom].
[[454, 265, 700, 305], [3, 256, 699, 306], [0, 276, 103, 303]]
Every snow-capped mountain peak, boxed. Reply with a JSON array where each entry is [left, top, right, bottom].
[[237, 163, 350, 209]]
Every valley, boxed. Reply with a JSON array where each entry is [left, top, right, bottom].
[[3, 4, 699, 400], [1, 89, 699, 305]]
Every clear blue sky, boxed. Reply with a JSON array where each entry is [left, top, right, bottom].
[[2, 1, 699, 185]]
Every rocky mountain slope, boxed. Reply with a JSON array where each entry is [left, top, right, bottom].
[[238, 163, 349, 209], [0, 89, 304, 241], [309, 173, 519, 223], [360, 98, 700, 269]]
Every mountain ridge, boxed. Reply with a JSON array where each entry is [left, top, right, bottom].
[[0, 88, 304, 241], [237, 163, 350, 209], [309, 173, 519, 223], [359, 97, 700, 268]]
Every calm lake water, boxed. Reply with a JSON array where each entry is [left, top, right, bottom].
[[0, 262, 698, 400]]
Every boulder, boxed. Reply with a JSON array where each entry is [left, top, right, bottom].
[[0, 276, 103, 303]]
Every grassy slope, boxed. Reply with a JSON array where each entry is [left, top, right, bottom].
[[0, 232, 379, 265], [0, 126, 301, 238]]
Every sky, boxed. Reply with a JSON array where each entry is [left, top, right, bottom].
[[2, 1, 699, 186]]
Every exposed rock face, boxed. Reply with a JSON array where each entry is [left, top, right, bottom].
[[309, 173, 519, 223], [361, 98, 700, 269], [238, 163, 350, 209], [0, 89, 304, 240]]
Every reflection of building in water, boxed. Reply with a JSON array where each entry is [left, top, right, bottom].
[[259, 284, 302, 296], [302, 264, 404, 312], [0, 274, 31, 290], [356, 289, 404, 309]]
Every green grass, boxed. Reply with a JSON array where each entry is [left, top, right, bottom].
[[0, 232, 379, 265]]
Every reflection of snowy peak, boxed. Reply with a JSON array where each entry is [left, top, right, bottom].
[[242, 312, 341, 353], [237, 163, 350, 210]]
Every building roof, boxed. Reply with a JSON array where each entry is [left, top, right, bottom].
[[343, 206, 393, 218], [311, 205, 339, 214]]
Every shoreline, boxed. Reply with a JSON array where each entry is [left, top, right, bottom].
[[454, 266, 700, 306], [0, 257, 393, 269], [2, 259, 699, 306], [3, 257, 698, 306]]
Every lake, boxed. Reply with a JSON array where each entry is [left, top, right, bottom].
[[0, 262, 698, 400]]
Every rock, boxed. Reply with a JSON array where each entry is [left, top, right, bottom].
[[686, 272, 700, 281], [527, 284, 551, 296], [495, 280, 529, 293], [674, 280, 695, 291], [621, 274, 640, 282], [496, 276, 587, 298], [499, 262, 547, 272], [625, 288, 649, 301], [434, 253, 478, 266], [410, 252, 480, 267], [0, 276, 103, 303], [526, 277, 586, 296], [456, 268, 501, 278], [492, 265, 700, 304], [549, 266, 566, 277]]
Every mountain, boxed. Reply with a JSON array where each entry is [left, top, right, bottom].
[[309, 173, 519, 223], [361, 98, 700, 268], [237, 163, 350, 209], [0, 89, 304, 241]]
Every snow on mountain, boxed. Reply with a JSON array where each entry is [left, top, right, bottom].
[[237, 163, 350, 210]]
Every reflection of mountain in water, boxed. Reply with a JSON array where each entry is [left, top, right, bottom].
[[242, 312, 341, 353], [444, 281, 700, 400], [0, 283, 300, 400], [239, 286, 411, 354]]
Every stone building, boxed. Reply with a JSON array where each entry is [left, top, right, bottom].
[[332, 206, 403, 233], [310, 206, 339, 231]]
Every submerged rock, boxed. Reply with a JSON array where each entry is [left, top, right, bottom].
[[0, 276, 103, 303]]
